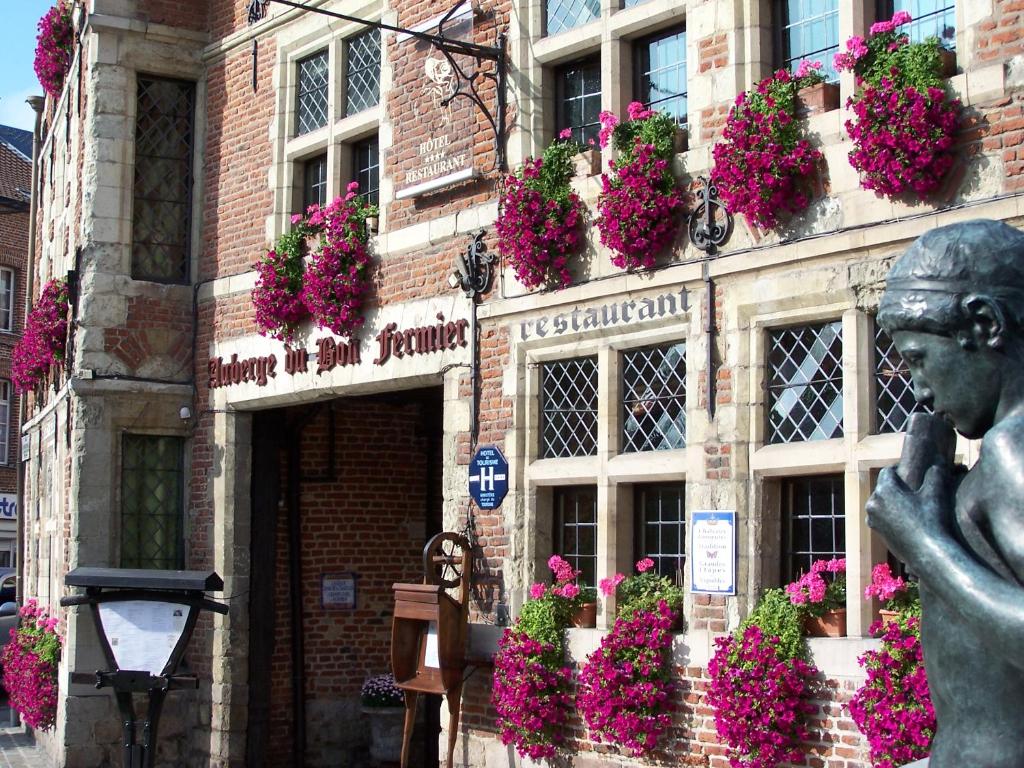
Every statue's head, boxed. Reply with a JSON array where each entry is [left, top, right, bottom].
[[878, 219, 1024, 438]]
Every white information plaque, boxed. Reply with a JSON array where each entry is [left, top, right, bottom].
[[691, 510, 736, 595], [97, 600, 189, 675], [423, 622, 440, 669]]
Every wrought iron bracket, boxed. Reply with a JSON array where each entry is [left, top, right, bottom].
[[453, 230, 495, 298], [247, 0, 508, 171], [688, 176, 732, 255]]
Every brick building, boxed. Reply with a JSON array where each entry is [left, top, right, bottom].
[[0, 124, 32, 569], [21, 0, 1024, 766]]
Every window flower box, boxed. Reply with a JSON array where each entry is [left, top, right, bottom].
[[796, 81, 840, 117], [572, 148, 601, 177]]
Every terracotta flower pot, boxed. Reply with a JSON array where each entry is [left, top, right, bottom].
[[796, 81, 840, 117], [939, 47, 957, 78], [571, 601, 597, 628], [878, 608, 900, 628], [573, 149, 601, 177], [804, 608, 847, 638]]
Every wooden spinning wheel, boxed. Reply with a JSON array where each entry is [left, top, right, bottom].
[[424, 531, 470, 593]]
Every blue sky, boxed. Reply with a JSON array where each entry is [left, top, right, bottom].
[[0, 2, 57, 132]]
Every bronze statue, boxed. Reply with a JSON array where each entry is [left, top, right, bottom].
[[867, 219, 1024, 767]]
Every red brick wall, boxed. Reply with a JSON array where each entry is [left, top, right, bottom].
[[0, 208, 28, 488], [103, 294, 193, 379], [138, 0, 210, 32]]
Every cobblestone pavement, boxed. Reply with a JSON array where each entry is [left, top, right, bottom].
[[0, 728, 50, 768]]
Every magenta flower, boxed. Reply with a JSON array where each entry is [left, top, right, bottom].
[[2, 601, 61, 731], [12, 279, 69, 393], [529, 582, 547, 600], [33, 3, 74, 99], [599, 572, 625, 597], [635, 557, 655, 573]]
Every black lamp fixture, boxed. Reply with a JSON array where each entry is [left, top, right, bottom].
[[448, 229, 495, 298], [61, 568, 228, 768]]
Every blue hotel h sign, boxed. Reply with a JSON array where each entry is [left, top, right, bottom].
[[468, 445, 508, 510]]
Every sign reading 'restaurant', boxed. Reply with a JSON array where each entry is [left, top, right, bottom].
[[517, 287, 690, 341], [208, 312, 468, 390]]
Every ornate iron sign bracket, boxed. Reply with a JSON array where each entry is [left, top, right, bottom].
[[246, 0, 508, 171], [688, 176, 732, 255]]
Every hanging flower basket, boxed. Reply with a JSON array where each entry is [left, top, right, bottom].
[[711, 61, 825, 231], [834, 11, 961, 200], [251, 219, 315, 342], [495, 133, 585, 290], [34, 3, 74, 100], [1, 600, 61, 731], [12, 278, 69, 393]]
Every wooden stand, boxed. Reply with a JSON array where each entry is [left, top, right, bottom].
[[392, 533, 471, 768]]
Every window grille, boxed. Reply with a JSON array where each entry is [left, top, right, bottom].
[[303, 154, 328, 211], [0, 268, 13, 331], [778, 0, 840, 82], [546, 0, 599, 36], [622, 342, 686, 452], [353, 137, 380, 208], [554, 486, 597, 586], [556, 58, 602, 146], [767, 321, 844, 444], [635, 484, 686, 581], [635, 27, 687, 125], [297, 50, 329, 135], [541, 356, 598, 458], [782, 474, 845, 582], [887, 0, 956, 48], [132, 77, 195, 283], [874, 322, 928, 434], [346, 31, 381, 115], [120, 435, 185, 570], [0, 380, 9, 465]]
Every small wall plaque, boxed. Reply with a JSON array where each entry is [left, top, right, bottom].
[[321, 572, 357, 609]]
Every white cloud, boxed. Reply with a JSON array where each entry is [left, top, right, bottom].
[[0, 87, 41, 132]]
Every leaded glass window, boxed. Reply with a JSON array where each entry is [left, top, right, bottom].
[[778, 0, 840, 82], [556, 58, 602, 146], [541, 356, 598, 458], [303, 154, 327, 211], [782, 474, 845, 581], [121, 434, 185, 570], [546, 0, 599, 36], [874, 322, 928, 434], [635, 484, 686, 581], [623, 0, 650, 8], [622, 342, 686, 452], [297, 50, 329, 135], [346, 31, 381, 115], [635, 27, 687, 125], [554, 486, 597, 586], [353, 137, 379, 208], [767, 321, 844, 444], [888, 0, 956, 48], [132, 77, 195, 283], [0, 268, 14, 331]]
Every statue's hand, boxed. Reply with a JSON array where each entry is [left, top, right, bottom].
[[866, 465, 953, 566]]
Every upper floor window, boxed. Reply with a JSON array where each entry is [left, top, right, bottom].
[[297, 50, 329, 135], [635, 483, 686, 580], [554, 485, 598, 586], [782, 474, 845, 581], [873, 322, 927, 434], [767, 321, 844, 444], [546, 0, 599, 36], [541, 356, 598, 458], [885, 0, 956, 48], [120, 434, 185, 570], [132, 77, 195, 284], [556, 58, 602, 146], [0, 380, 9, 465], [353, 136, 380, 208], [777, 0, 840, 82], [634, 27, 687, 126], [622, 342, 686, 452], [303, 154, 328, 211], [0, 268, 14, 332], [346, 31, 381, 115]]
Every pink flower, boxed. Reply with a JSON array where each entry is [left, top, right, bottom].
[[599, 573, 625, 596], [346, 180, 360, 193], [626, 101, 654, 121], [598, 110, 619, 149], [795, 59, 821, 79], [529, 582, 547, 600], [558, 128, 572, 140], [636, 558, 655, 573], [290, 213, 303, 224], [891, 10, 913, 27], [870, 19, 895, 35], [555, 583, 580, 599]]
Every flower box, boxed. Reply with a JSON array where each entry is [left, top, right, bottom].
[[804, 608, 847, 638], [573, 148, 601, 177], [571, 601, 597, 628], [939, 47, 957, 78], [796, 81, 840, 117]]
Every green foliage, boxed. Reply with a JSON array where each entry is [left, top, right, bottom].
[[737, 588, 807, 663], [611, 110, 678, 166], [860, 35, 946, 91], [517, 137, 580, 210], [275, 223, 312, 285], [617, 572, 684, 622], [517, 591, 574, 664]]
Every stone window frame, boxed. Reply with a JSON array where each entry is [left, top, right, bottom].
[[521, 324, 692, 630], [0, 379, 9, 466], [0, 267, 14, 332]]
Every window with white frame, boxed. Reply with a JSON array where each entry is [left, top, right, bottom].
[[634, 483, 686, 580], [296, 50, 329, 135], [776, 0, 840, 82], [885, 0, 956, 48], [622, 342, 686, 452], [0, 380, 9, 465], [781, 474, 845, 581], [767, 321, 844, 444], [555, 58, 602, 146], [634, 27, 687, 126], [303, 153, 328, 211], [554, 486, 598, 586], [540, 356, 598, 458], [353, 136, 380, 207], [346, 31, 381, 115], [546, 0, 600, 37], [0, 268, 14, 332]]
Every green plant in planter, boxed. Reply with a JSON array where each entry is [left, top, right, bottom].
[[600, 558, 685, 620], [784, 557, 847, 618]]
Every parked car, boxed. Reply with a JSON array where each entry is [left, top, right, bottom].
[[0, 570, 18, 656]]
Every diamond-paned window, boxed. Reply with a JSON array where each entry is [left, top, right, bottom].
[[554, 486, 597, 586], [120, 434, 185, 570], [346, 31, 381, 115], [635, 484, 686, 581], [767, 321, 844, 444], [297, 50, 329, 135], [556, 58, 602, 146], [782, 474, 845, 582], [778, 0, 840, 82], [353, 137, 379, 208], [541, 357, 598, 458], [890, 0, 956, 49], [635, 27, 687, 125], [874, 322, 928, 434], [132, 77, 195, 283], [303, 154, 327, 211], [546, 0, 599, 36], [622, 342, 686, 452]]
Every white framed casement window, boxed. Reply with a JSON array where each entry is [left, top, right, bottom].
[[0, 380, 10, 465], [0, 268, 14, 332]]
